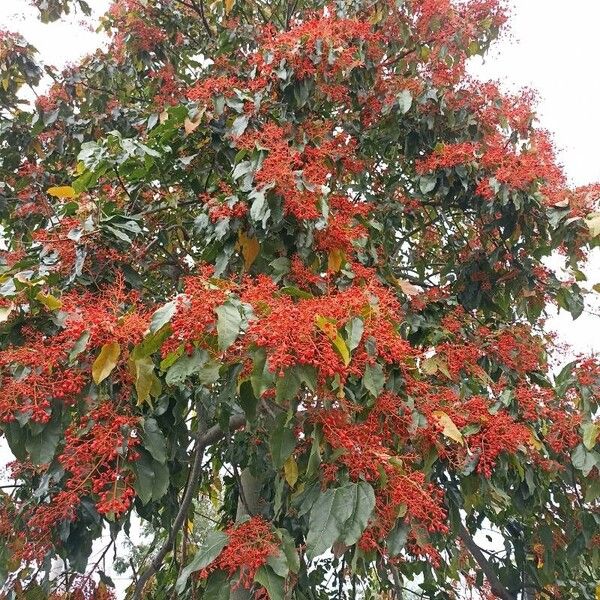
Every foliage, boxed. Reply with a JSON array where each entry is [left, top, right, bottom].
[[1, 0, 600, 598]]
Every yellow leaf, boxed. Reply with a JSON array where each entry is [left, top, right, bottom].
[[422, 355, 451, 378], [47, 185, 77, 199], [92, 341, 121, 384], [224, 0, 235, 14], [397, 278, 421, 297], [36, 292, 62, 310], [432, 410, 464, 445], [528, 429, 543, 451], [315, 315, 351, 366], [327, 248, 345, 273], [284, 455, 298, 488], [368, 6, 384, 24], [421, 355, 439, 375], [133, 356, 158, 406], [585, 212, 600, 238], [238, 231, 260, 270], [184, 111, 203, 134], [0, 303, 14, 323], [436, 357, 451, 379], [595, 584, 600, 600]]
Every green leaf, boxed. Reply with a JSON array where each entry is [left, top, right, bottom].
[[26, 409, 62, 465], [419, 174, 437, 194], [203, 570, 230, 600], [397, 89, 413, 114], [344, 317, 364, 352], [254, 565, 285, 600], [141, 418, 167, 464], [270, 421, 296, 469], [275, 364, 316, 403], [239, 379, 258, 419], [150, 300, 177, 333], [230, 114, 249, 138], [338, 481, 375, 546], [215, 301, 243, 351], [556, 286, 584, 320], [363, 362, 385, 397], [251, 348, 275, 398], [387, 522, 409, 556], [132, 451, 170, 503], [68, 330, 90, 364], [176, 531, 228, 592], [165, 349, 208, 386], [277, 529, 300, 574], [306, 483, 374, 560], [266, 550, 289, 577], [92, 341, 121, 384], [131, 324, 172, 360], [572, 444, 599, 476], [249, 188, 271, 227]]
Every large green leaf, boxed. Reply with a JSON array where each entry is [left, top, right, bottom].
[[141, 417, 167, 464], [165, 349, 208, 386], [363, 362, 385, 397], [338, 481, 376, 546], [176, 531, 228, 592], [254, 565, 285, 600], [306, 482, 375, 559], [270, 419, 296, 469], [215, 301, 243, 351], [132, 451, 169, 504]]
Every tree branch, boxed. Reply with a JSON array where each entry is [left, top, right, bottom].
[[132, 413, 246, 599], [457, 523, 515, 600]]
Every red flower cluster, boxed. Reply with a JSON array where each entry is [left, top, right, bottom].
[[0, 276, 150, 423], [198, 517, 279, 589], [314, 392, 449, 550], [23, 404, 139, 561], [415, 142, 479, 174], [243, 274, 411, 381], [161, 266, 230, 357]]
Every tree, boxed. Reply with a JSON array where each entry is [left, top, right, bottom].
[[0, 0, 599, 598]]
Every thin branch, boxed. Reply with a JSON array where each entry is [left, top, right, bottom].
[[174, 0, 213, 36], [457, 522, 515, 600], [132, 414, 246, 599]]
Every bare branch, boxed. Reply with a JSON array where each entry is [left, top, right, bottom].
[[457, 522, 515, 600]]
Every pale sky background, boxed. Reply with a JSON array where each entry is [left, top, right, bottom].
[[0, 0, 599, 596]]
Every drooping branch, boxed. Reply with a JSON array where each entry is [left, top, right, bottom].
[[132, 413, 246, 599], [457, 523, 515, 600]]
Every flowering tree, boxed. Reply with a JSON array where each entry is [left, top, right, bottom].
[[1, 0, 600, 598]]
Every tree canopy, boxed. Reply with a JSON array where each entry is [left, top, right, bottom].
[[1, 0, 600, 598]]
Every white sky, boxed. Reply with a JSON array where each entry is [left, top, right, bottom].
[[0, 0, 599, 595]]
